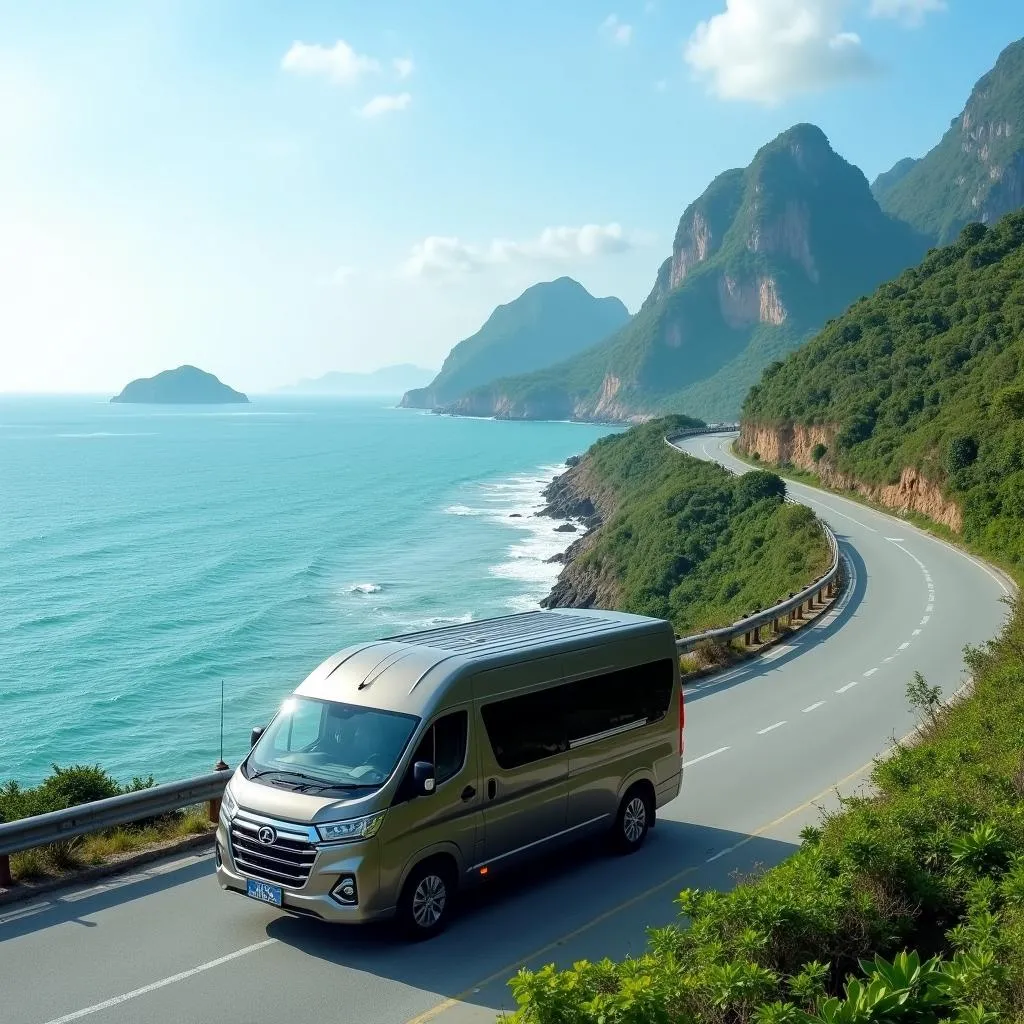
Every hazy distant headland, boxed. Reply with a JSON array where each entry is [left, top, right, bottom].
[[277, 364, 436, 396], [110, 365, 249, 404]]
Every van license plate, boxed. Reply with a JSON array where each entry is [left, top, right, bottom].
[[246, 879, 282, 907]]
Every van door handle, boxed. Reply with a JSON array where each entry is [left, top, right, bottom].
[[487, 779, 497, 800], [461, 785, 476, 801]]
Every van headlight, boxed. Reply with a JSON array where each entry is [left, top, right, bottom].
[[316, 811, 386, 843], [220, 784, 238, 821]]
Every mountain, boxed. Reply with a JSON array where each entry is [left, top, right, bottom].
[[445, 125, 928, 424], [110, 365, 248, 404], [740, 210, 1024, 550], [278, 364, 435, 396], [400, 277, 629, 410], [874, 37, 1024, 244]]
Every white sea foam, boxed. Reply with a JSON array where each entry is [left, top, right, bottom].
[[444, 504, 481, 516], [349, 582, 382, 594]]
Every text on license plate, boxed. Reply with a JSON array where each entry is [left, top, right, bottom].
[[246, 878, 282, 907]]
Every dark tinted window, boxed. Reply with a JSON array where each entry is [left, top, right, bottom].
[[480, 688, 568, 770], [563, 659, 674, 744], [406, 710, 468, 790]]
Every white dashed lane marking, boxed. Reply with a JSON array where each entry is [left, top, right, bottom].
[[683, 746, 731, 768], [757, 721, 787, 735], [802, 701, 825, 713], [836, 681, 859, 694], [863, 668, 878, 677]]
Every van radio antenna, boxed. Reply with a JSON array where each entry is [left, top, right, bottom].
[[215, 679, 228, 772]]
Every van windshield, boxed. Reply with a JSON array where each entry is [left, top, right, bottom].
[[246, 696, 419, 791]]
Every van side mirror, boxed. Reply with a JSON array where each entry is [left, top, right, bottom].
[[250, 725, 265, 749], [413, 761, 436, 796]]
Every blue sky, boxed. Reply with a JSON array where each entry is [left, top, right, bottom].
[[0, 0, 1020, 393]]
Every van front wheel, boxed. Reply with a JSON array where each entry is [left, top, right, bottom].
[[612, 787, 652, 855], [397, 860, 455, 940]]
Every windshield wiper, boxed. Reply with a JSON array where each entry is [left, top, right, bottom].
[[246, 768, 360, 792]]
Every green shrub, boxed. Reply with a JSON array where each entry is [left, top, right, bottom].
[[810, 444, 827, 463]]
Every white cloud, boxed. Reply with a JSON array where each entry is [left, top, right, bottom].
[[402, 223, 640, 279], [600, 14, 633, 45], [393, 57, 415, 79], [358, 92, 412, 118], [867, 0, 945, 26], [281, 39, 379, 85], [684, 0, 878, 106]]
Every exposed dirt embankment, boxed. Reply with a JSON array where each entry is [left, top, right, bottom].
[[739, 422, 963, 531], [536, 458, 623, 611]]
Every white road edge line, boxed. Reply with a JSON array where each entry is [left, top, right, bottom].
[[40, 939, 278, 1024], [836, 682, 858, 694], [757, 721, 787, 735], [802, 701, 825, 713], [683, 746, 731, 768]]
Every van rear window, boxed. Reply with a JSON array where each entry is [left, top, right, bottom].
[[480, 658, 675, 769]]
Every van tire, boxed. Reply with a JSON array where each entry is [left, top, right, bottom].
[[397, 859, 456, 940], [611, 786, 652, 855]]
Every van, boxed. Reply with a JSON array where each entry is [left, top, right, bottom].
[[215, 607, 684, 938]]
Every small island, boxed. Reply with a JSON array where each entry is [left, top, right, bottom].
[[110, 365, 249, 405]]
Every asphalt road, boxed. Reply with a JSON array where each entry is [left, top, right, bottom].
[[0, 431, 1012, 1024]]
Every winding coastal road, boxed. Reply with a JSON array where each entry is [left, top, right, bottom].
[[0, 432, 1011, 1024]]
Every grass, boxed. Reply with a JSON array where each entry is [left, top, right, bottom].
[[9, 806, 212, 883]]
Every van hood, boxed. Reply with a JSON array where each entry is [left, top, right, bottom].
[[230, 769, 385, 824]]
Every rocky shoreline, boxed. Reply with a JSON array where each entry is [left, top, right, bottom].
[[535, 454, 621, 611]]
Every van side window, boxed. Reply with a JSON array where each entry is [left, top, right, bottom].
[[405, 711, 468, 792], [481, 689, 568, 770], [563, 659, 674, 745]]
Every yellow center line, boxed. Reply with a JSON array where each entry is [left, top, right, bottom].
[[403, 754, 884, 1024]]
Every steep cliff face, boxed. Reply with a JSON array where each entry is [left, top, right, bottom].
[[449, 123, 926, 424], [737, 422, 963, 531], [877, 37, 1024, 242]]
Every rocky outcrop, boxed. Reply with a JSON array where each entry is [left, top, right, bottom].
[[110, 365, 248, 405], [536, 459, 623, 612], [747, 200, 819, 283], [738, 421, 963, 531], [717, 275, 787, 329]]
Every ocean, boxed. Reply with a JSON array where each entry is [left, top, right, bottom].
[[0, 397, 617, 785]]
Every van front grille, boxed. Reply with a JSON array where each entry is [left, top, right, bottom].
[[229, 817, 316, 888]]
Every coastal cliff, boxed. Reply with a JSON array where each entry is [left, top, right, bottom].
[[737, 422, 963, 531]]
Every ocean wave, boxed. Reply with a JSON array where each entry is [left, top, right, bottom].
[[411, 611, 475, 629], [349, 582, 383, 594], [444, 504, 482, 516]]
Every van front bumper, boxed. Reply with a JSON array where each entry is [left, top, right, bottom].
[[215, 816, 395, 925]]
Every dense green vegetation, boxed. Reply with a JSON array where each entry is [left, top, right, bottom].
[[876, 38, 1024, 244], [450, 124, 926, 423], [0, 764, 208, 882], [400, 277, 627, 409], [744, 210, 1024, 571], [559, 417, 831, 633]]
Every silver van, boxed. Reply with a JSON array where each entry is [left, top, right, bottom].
[[215, 608, 684, 938]]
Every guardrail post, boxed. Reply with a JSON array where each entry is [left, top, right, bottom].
[[773, 617, 780, 633], [752, 625, 761, 644], [744, 630, 751, 646], [208, 760, 229, 823], [0, 853, 11, 887]]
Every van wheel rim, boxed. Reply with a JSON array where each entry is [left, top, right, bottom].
[[623, 797, 647, 842], [412, 874, 446, 928]]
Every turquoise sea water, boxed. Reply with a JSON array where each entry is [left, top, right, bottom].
[[0, 397, 616, 785]]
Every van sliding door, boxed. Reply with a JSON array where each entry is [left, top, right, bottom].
[[472, 657, 569, 869]]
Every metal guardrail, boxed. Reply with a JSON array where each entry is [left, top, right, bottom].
[[0, 770, 231, 883], [665, 429, 842, 654], [0, 421, 832, 885]]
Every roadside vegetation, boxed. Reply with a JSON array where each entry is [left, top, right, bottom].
[[562, 416, 832, 636], [0, 764, 210, 884]]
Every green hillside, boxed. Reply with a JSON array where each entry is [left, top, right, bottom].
[[876, 37, 1024, 244], [744, 210, 1024, 566], [399, 277, 628, 410], [446, 125, 927, 423], [543, 416, 831, 634]]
